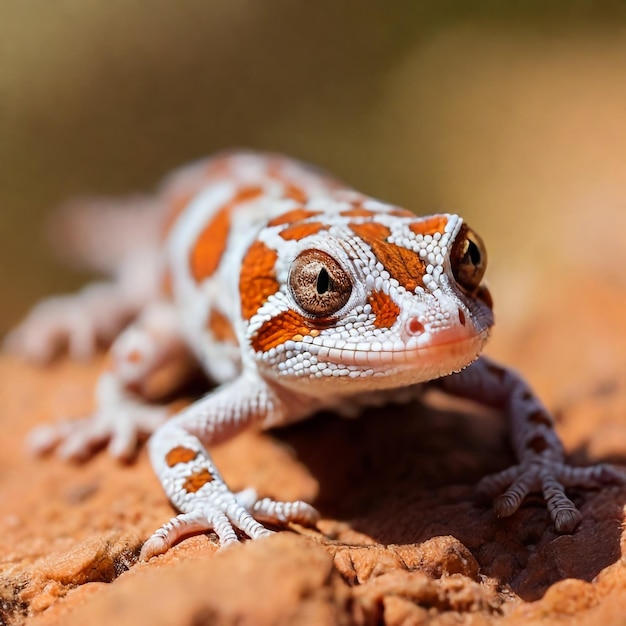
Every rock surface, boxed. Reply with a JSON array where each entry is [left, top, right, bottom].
[[1, 269, 626, 625]]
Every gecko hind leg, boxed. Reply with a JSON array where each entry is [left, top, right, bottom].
[[4, 281, 144, 363], [436, 357, 626, 534]]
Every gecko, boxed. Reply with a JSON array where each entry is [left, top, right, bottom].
[[5, 151, 624, 561]]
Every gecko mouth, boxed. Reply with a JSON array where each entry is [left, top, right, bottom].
[[318, 335, 486, 369], [279, 329, 489, 373]]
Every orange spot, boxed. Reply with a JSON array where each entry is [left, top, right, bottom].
[[183, 469, 214, 493], [189, 186, 264, 284], [268, 208, 320, 227], [389, 208, 416, 218], [350, 222, 427, 292], [279, 222, 326, 241], [409, 216, 449, 238], [207, 309, 238, 345], [239, 241, 280, 320], [232, 185, 265, 204], [189, 205, 230, 283], [127, 350, 142, 364], [350, 220, 390, 239], [340, 207, 376, 218], [165, 446, 198, 467], [283, 184, 308, 204], [368, 292, 401, 329], [160, 267, 174, 299], [161, 190, 196, 240], [251, 309, 315, 352]]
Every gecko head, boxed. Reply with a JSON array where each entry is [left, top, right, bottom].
[[239, 204, 494, 395]]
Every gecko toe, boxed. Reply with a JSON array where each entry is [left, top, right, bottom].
[[553, 507, 582, 534]]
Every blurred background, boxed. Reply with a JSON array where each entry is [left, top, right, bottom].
[[2, 1, 626, 387]]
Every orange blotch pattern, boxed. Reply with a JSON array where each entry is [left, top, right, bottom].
[[189, 186, 264, 284], [283, 184, 308, 204], [160, 267, 174, 299], [127, 350, 143, 364], [183, 469, 214, 493], [165, 446, 198, 467], [189, 205, 230, 283], [368, 291, 401, 329], [350, 222, 427, 292], [161, 190, 196, 240], [251, 309, 315, 353], [239, 241, 280, 320], [409, 216, 449, 237], [232, 185, 266, 204], [207, 308, 239, 345], [268, 208, 321, 227], [389, 208, 416, 218], [342, 207, 378, 218], [279, 222, 326, 241]]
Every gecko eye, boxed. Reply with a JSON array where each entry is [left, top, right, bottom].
[[289, 250, 352, 317], [450, 224, 487, 293]]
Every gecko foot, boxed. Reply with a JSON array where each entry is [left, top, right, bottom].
[[477, 460, 626, 533], [139, 488, 320, 560], [28, 402, 169, 462]]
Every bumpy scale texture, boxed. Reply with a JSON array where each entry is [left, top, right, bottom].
[[6, 151, 625, 560]]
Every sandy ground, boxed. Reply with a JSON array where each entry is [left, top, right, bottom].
[[1, 266, 626, 625]]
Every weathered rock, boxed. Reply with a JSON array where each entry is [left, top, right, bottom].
[[1, 275, 626, 626]]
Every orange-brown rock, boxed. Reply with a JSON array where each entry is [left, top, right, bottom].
[[1, 270, 626, 625]]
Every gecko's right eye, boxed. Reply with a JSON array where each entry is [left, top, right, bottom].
[[289, 250, 352, 318]]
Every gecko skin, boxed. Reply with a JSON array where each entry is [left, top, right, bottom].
[[6, 151, 624, 560]]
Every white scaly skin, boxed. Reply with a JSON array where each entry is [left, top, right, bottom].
[[6, 151, 625, 561]]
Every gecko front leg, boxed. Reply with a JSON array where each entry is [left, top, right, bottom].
[[140, 374, 320, 560], [435, 356, 626, 532]]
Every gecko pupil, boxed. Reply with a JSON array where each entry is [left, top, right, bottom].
[[466, 240, 481, 266], [316, 268, 330, 294]]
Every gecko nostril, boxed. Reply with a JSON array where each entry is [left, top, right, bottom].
[[406, 318, 425, 336], [458, 309, 466, 326]]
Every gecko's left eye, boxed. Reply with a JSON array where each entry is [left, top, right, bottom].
[[289, 250, 352, 318], [450, 224, 487, 293]]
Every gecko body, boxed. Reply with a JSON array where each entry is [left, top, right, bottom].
[[7, 152, 623, 560]]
